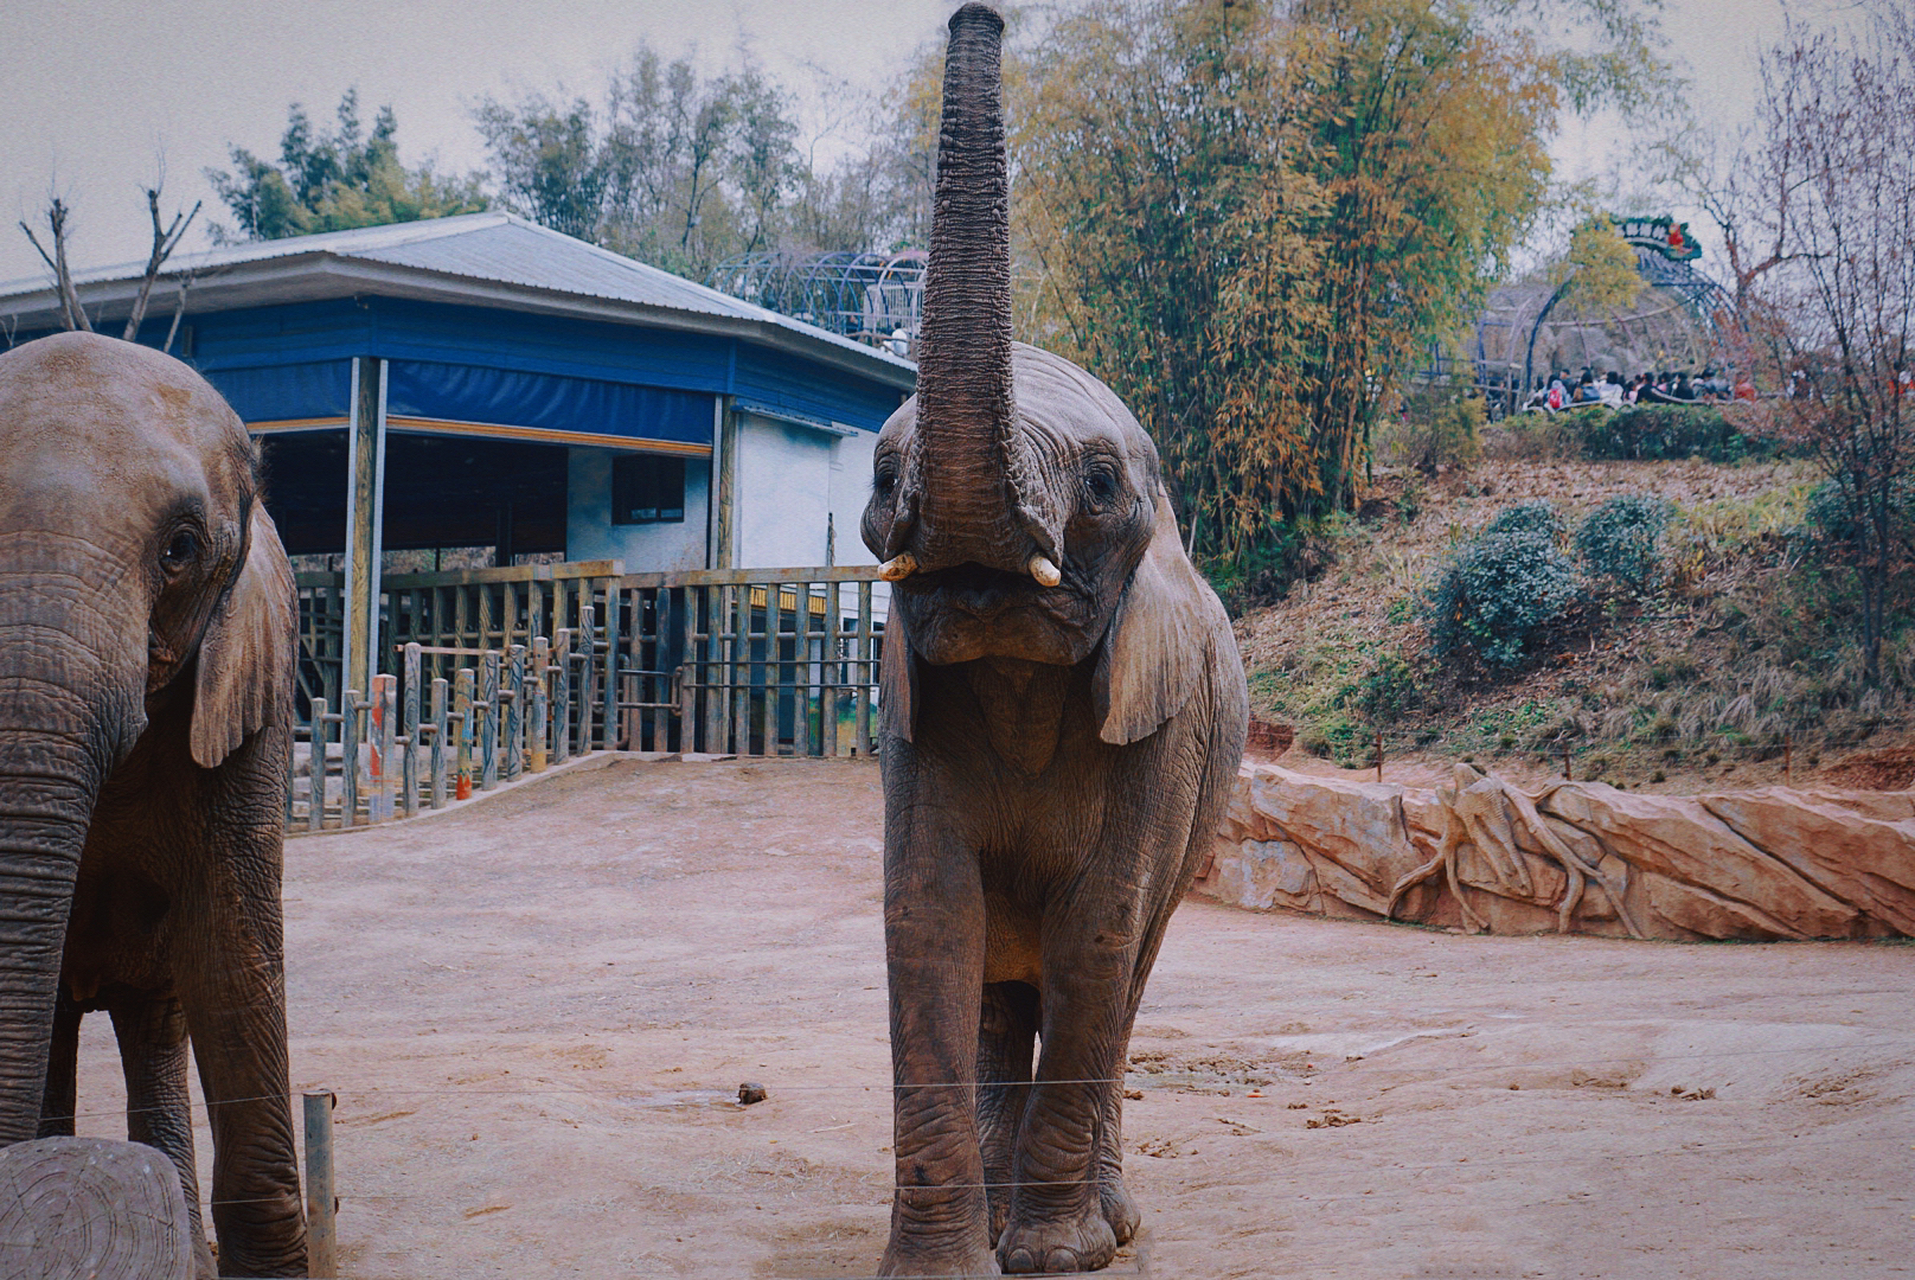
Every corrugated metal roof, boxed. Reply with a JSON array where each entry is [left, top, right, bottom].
[[0, 212, 915, 380]]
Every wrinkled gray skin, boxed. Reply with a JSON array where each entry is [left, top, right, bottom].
[[0, 333, 304, 1277], [860, 6, 1248, 1275]]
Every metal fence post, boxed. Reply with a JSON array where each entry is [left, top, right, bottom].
[[303, 1090, 337, 1278]]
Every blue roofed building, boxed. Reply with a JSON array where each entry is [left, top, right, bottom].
[[0, 212, 914, 696]]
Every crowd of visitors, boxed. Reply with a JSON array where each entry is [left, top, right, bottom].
[[1521, 366, 1754, 412]]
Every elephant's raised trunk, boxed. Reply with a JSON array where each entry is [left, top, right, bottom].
[[907, 2, 1061, 580]]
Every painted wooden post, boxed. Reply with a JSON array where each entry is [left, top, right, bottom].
[[339, 690, 361, 828], [823, 581, 841, 758], [731, 585, 750, 755], [401, 643, 422, 819], [856, 582, 874, 756], [303, 1090, 337, 1279], [601, 587, 619, 750], [307, 698, 329, 833], [454, 668, 474, 801], [341, 357, 386, 705], [368, 674, 397, 824], [480, 652, 500, 791], [429, 676, 448, 810], [505, 643, 526, 781], [577, 604, 598, 752], [530, 636, 550, 773], [552, 629, 573, 764]]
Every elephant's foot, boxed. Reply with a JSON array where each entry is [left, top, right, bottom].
[[997, 1206, 1118, 1274], [1099, 1171, 1140, 1246], [880, 1238, 1000, 1278]]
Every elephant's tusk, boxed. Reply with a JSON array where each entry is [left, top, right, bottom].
[[878, 553, 919, 582], [1028, 554, 1062, 587]]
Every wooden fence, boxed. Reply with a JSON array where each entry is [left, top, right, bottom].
[[290, 565, 887, 831]]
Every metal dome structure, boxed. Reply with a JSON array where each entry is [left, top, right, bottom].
[[1471, 216, 1736, 416], [709, 250, 926, 358]]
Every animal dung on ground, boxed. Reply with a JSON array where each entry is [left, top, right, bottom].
[[737, 1082, 769, 1105]]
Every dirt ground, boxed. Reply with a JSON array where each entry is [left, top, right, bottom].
[[72, 755, 1915, 1279]]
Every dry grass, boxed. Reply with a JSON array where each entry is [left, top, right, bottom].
[[1232, 456, 1914, 792]]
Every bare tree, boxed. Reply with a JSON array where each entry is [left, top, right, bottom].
[[18, 197, 93, 332], [16, 177, 200, 342], [122, 183, 201, 340], [1727, 3, 1915, 683]]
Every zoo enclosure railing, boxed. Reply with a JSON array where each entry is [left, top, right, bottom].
[[291, 564, 887, 832]]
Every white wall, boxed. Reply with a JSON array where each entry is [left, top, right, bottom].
[[565, 447, 711, 571], [734, 411, 882, 569]]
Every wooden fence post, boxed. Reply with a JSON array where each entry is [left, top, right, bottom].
[[578, 604, 599, 752], [454, 668, 474, 801], [339, 690, 361, 828], [530, 636, 549, 773], [553, 629, 573, 764], [368, 674, 397, 824], [506, 643, 526, 781], [856, 582, 874, 756], [307, 697, 329, 833], [480, 652, 500, 791], [601, 588, 620, 750], [401, 643, 422, 819], [428, 676, 448, 810]]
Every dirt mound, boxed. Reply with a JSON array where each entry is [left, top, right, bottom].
[[1820, 744, 1915, 791]]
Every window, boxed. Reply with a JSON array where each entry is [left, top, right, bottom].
[[611, 454, 686, 525]]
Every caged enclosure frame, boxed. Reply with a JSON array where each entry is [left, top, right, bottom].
[[291, 563, 888, 831]]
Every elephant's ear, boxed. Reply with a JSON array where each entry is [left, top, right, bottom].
[[192, 504, 296, 769], [1095, 494, 1208, 746], [879, 612, 918, 743]]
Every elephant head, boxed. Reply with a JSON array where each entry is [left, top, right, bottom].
[[862, 2, 1211, 747], [0, 331, 293, 1144]]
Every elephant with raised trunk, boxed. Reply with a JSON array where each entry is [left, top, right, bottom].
[[0, 333, 304, 1277], [861, 5, 1249, 1275]]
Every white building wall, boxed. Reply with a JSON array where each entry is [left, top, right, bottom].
[[565, 447, 711, 571], [734, 411, 882, 569]]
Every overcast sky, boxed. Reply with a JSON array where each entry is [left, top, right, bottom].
[[0, 0, 1849, 289]]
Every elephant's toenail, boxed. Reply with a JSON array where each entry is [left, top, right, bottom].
[[1045, 1247, 1081, 1271], [1003, 1247, 1036, 1272]]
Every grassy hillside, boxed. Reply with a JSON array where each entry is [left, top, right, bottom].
[[1231, 443, 1915, 792]]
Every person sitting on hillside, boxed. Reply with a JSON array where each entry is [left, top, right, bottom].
[[1546, 371, 1568, 411], [1733, 371, 1757, 401], [1629, 372, 1651, 404], [1573, 371, 1603, 404], [1598, 371, 1626, 407], [1672, 371, 1698, 401]]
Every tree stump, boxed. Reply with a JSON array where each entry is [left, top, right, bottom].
[[0, 1137, 193, 1280]]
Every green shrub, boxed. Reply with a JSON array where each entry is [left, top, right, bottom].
[[1482, 500, 1565, 543], [1428, 528, 1583, 668], [1336, 651, 1421, 722], [1387, 385, 1484, 473], [1576, 494, 1673, 590], [1579, 405, 1764, 462]]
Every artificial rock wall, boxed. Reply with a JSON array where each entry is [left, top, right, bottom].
[[1194, 764, 1915, 941]]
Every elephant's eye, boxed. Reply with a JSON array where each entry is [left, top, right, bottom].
[[1083, 462, 1121, 508], [159, 530, 199, 572], [874, 460, 899, 497]]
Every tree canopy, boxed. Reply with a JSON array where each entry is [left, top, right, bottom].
[[1012, 0, 1672, 569], [207, 90, 487, 241]]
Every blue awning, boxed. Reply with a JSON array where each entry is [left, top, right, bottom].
[[207, 360, 352, 425], [387, 361, 713, 448]]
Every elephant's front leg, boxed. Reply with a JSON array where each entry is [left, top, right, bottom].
[[881, 805, 996, 1278], [111, 988, 218, 1279], [977, 980, 1038, 1245], [996, 907, 1138, 1275]]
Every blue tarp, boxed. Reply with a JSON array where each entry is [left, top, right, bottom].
[[207, 361, 352, 423], [388, 361, 713, 446], [206, 358, 715, 447]]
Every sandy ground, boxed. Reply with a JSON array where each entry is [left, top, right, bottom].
[[72, 755, 1915, 1279]]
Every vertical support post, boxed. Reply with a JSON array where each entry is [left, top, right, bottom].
[[506, 643, 526, 781], [577, 604, 598, 753], [341, 356, 387, 702], [339, 690, 361, 828], [454, 668, 475, 801], [710, 395, 735, 570], [1374, 731, 1383, 785], [553, 629, 573, 764], [401, 643, 422, 818], [763, 583, 783, 757], [480, 652, 500, 790], [1563, 748, 1572, 781], [307, 698, 328, 833], [823, 581, 842, 757], [1784, 732, 1793, 785], [429, 676, 448, 810], [368, 674, 396, 823], [530, 636, 550, 773], [601, 587, 620, 750], [856, 582, 873, 756], [303, 1090, 337, 1279]]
